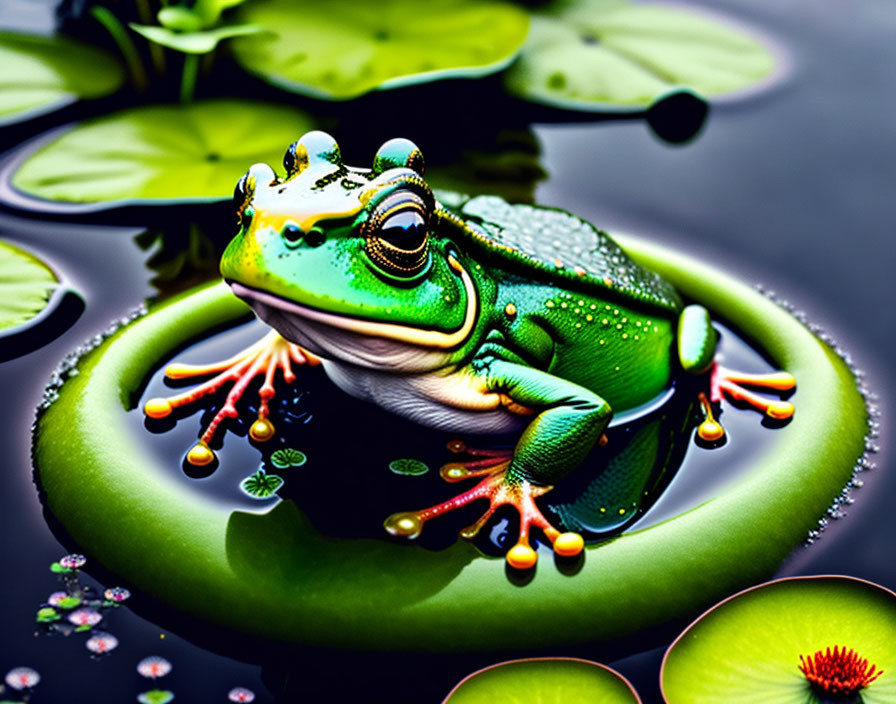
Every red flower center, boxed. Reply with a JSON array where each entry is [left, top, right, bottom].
[[799, 645, 883, 696]]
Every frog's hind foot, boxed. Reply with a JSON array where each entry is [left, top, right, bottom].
[[384, 459, 584, 570], [143, 330, 319, 466], [697, 364, 796, 442]]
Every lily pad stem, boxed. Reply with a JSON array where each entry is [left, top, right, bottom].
[[135, 0, 166, 74], [90, 6, 149, 92], [180, 53, 199, 104]]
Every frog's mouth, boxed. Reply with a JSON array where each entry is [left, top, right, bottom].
[[227, 256, 478, 368]]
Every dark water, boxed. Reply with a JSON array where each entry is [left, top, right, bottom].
[[1, 1, 894, 702]]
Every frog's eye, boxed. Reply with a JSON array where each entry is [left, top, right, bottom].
[[283, 131, 342, 178], [234, 172, 251, 227], [365, 191, 429, 277]]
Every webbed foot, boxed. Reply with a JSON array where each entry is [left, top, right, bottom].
[[143, 330, 319, 466], [696, 363, 796, 442], [384, 441, 584, 569]]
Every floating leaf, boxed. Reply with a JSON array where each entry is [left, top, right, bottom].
[[9, 99, 316, 206], [130, 22, 264, 54], [137, 690, 175, 704], [49, 561, 70, 574], [0, 239, 58, 332], [230, 0, 529, 99], [55, 596, 82, 609], [241, 469, 284, 498], [661, 577, 896, 704], [388, 458, 429, 476], [270, 448, 306, 469], [36, 607, 59, 623], [0, 32, 124, 126], [504, 0, 775, 111], [444, 658, 641, 703]]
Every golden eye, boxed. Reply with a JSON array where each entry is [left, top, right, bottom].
[[365, 191, 429, 277]]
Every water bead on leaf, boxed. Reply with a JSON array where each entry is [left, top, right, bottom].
[[137, 656, 173, 679], [59, 553, 86, 569], [4, 667, 40, 690], [228, 687, 255, 702], [137, 690, 175, 704], [86, 632, 119, 654], [68, 608, 102, 627], [104, 586, 131, 602]]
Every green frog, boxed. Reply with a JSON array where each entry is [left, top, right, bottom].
[[145, 131, 796, 569]]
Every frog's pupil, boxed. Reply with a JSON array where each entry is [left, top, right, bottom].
[[380, 211, 426, 251]]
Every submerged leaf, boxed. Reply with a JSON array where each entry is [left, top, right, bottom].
[[0, 240, 57, 331], [444, 658, 642, 703], [241, 469, 284, 498], [505, 0, 775, 110], [230, 0, 529, 99], [0, 32, 125, 125], [10, 99, 316, 205]]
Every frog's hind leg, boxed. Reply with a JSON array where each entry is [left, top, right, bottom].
[[143, 330, 319, 466]]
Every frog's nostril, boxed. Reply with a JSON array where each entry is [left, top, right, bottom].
[[305, 227, 326, 247], [282, 222, 303, 244]]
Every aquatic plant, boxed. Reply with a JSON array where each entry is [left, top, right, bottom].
[[85, 632, 119, 655], [388, 458, 429, 476], [227, 687, 255, 702], [269, 448, 306, 469], [67, 608, 102, 628], [103, 586, 131, 603], [240, 469, 283, 499], [137, 690, 175, 704], [3, 667, 39, 691], [57, 553, 86, 570], [661, 576, 896, 703], [137, 656, 172, 680]]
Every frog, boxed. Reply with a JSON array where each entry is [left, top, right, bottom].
[[144, 131, 796, 569]]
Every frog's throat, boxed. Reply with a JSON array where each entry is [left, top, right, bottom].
[[229, 256, 478, 350]]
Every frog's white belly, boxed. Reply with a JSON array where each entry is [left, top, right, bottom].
[[321, 360, 528, 435]]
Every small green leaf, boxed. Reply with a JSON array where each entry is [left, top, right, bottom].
[[49, 561, 70, 574], [388, 459, 429, 476], [230, 0, 529, 99], [661, 577, 896, 704], [10, 99, 316, 205], [137, 690, 175, 704], [36, 607, 60, 623], [194, 0, 250, 26], [0, 32, 125, 125], [157, 7, 204, 32], [504, 0, 775, 111], [130, 22, 265, 54], [241, 469, 284, 498], [445, 659, 641, 703], [270, 448, 306, 469], [55, 596, 82, 609], [0, 240, 58, 332]]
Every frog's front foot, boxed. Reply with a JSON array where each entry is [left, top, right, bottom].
[[697, 363, 796, 442], [143, 330, 319, 466], [384, 442, 584, 569]]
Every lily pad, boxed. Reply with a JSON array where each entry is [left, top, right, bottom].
[[388, 458, 429, 476], [8, 99, 316, 207], [0, 239, 57, 332], [241, 469, 283, 498], [661, 576, 896, 704], [0, 32, 125, 126], [443, 658, 641, 703], [504, 0, 775, 111], [229, 0, 530, 99], [137, 690, 175, 704], [270, 448, 306, 469]]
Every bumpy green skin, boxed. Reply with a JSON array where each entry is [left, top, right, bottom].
[[32, 237, 867, 649], [221, 133, 717, 488]]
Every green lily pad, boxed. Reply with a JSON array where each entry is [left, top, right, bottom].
[[504, 0, 775, 111], [270, 448, 306, 469], [137, 690, 175, 704], [662, 577, 896, 704], [241, 469, 284, 498], [36, 607, 59, 623], [443, 658, 641, 703], [388, 458, 429, 476], [31, 234, 869, 650], [229, 0, 529, 99], [9, 99, 316, 206], [0, 239, 58, 332], [0, 32, 125, 126]]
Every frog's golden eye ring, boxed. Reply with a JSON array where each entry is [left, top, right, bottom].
[[365, 190, 430, 277], [372, 138, 425, 177], [284, 131, 343, 178]]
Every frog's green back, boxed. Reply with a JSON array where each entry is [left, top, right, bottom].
[[450, 195, 681, 314]]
